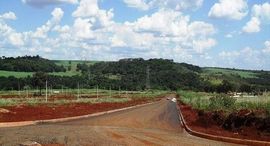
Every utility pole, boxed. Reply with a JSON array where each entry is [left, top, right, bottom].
[[146, 65, 150, 90], [18, 82, 20, 96], [118, 86, 120, 97], [77, 82, 80, 99], [110, 86, 112, 98], [96, 85, 99, 98], [45, 80, 48, 102], [26, 87, 28, 98]]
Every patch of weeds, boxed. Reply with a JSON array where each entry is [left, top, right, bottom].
[[208, 94, 236, 111]]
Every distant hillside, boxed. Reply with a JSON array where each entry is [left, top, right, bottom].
[[76, 58, 203, 90], [53, 60, 98, 72], [0, 56, 269, 92], [201, 67, 270, 92], [0, 55, 66, 72]]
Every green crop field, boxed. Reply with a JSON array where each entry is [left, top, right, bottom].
[[53, 60, 99, 72], [0, 70, 33, 78], [0, 60, 99, 78], [202, 67, 258, 78], [0, 70, 79, 78]]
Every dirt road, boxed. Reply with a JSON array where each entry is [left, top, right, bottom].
[[0, 96, 240, 146]]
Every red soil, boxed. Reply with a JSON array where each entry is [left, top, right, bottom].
[[178, 102, 270, 141], [0, 99, 151, 122]]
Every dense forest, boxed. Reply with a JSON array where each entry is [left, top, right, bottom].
[[0, 56, 269, 93], [0, 55, 66, 72]]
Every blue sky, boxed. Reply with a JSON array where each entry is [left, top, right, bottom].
[[0, 0, 270, 70]]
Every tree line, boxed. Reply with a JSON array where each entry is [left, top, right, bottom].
[[0, 57, 269, 94], [0, 55, 66, 72]]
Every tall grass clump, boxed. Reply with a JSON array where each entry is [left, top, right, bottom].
[[208, 94, 236, 111]]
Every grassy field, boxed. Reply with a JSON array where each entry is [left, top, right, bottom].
[[0, 89, 168, 107], [0, 60, 99, 78], [0, 70, 79, 78], [177, 90, 270, 113], [201, 67, 259, 86], [202, 67, 258, 78], [0, 70, 33, 78], [53, 60, 98, 72]]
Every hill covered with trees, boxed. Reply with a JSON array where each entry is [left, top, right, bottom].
[[0, 56, 269, 93], [0, 55, 66, 72]]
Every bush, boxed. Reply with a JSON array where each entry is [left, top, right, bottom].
[[209, 94, 236, 110]]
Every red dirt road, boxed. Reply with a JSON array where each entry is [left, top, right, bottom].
[[0, 96, 240, 146]]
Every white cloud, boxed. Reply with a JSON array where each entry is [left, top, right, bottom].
[[262, 41, 270, 53], [122, 9, 216, 55], [252, 2, 270, 22], [218, 45, 270, 70], [242, 2, 270, 33], [31, 8, 64, 38], [242, 17, 261, 33], [208, 0, 248, 20], [22, 0, 78, 8], [72, 0, 99, 17], [72, 0, 114, 28], [8, 33, 24, 46], [131, 9, 189, 36], [73, 18, 94, 39], [51, 8, 64, 23], [193, 38, 216, 53], [123, 0, 203, 11], [0, 12, 17, 20], [188, 21, 216, 37], [0, 1, 217, 66], [123, 0, 149, 10]]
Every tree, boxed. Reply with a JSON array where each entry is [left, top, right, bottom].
[[217, 80, 233, 93], [32, 72, 48, 95]]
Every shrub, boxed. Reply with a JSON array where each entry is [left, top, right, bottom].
[[209, 94, 236, 110]]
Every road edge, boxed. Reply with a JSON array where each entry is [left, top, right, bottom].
[[176, 102, 270, 146], [0, 101, 158, 128]]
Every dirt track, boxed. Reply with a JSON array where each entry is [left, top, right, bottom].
[[0, 96, 240, 146]]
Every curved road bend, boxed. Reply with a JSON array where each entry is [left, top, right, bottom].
[[0, 96, 241, 146]]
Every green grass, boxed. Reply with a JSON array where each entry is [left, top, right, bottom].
[[0, 70, 79, 78], [0, 60, 99, 78], [177, 90, 270, 113], [53, 60, 99, 72], [0, 89, 168, 107], [0, 70, 33, 78], [202, 67, 258, 78]]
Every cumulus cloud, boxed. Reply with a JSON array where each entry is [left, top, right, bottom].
[[218, 44, 270, 70], [0, 12, 17, 20], [242, 17, 261, 33], [73, 18, 94, 39], [22, 0, 78, 8], [242, 2, 270, 33], [72, 0, 114, 28], [123, 0, 149, 10], [208, 0, 248, 20], [1, 0, 216, 65], [8, 33, 24, 46], [262, 41, 270, 53], [252, 2, 270, 22], [31, 8, 64, 38], [123, 0, 203, 11]]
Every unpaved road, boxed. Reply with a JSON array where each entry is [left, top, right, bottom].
[[0, 96, 240, 146]]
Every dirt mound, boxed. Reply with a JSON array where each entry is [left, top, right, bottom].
[[179, 102, 270, 141]]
